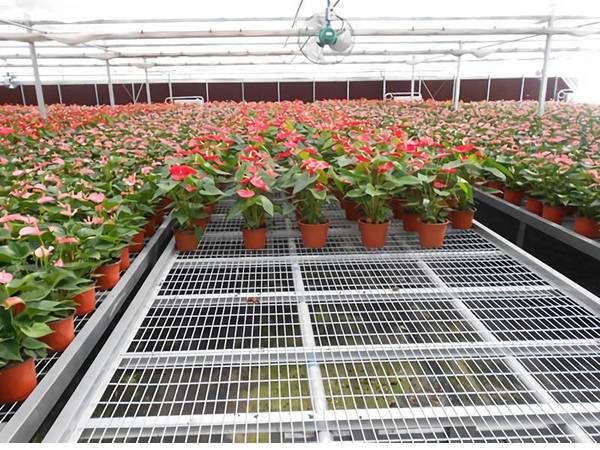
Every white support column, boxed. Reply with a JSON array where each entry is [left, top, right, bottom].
[[312, 80, 315, 102], [167, 73, 173, 101], [346, 80, 349, 100], [20, 84, 26, 105], [277, 81, 281, 102], [241, 81, 245, 102], [57, 84, 63, 104], [519, 75, 525, 101], [452, 41, 463, 111], [537, 16, 553, 116], [382, 73, 386, 98], [144, 64, 152, 104], [94, 83, 99, 105], [105, 59, 115, 107], [28, 41, 46, 119], [131, 83, 136, 104], [418, 77, 422, 96], [205, 82, 210, 102], [553, 76, 558, 99], [486, 75, 491, 101], [410, 57, 416, 99]]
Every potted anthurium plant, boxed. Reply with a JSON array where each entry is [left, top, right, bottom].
[[340, 149, 418, 248], [288, 157, 333, 248], [158, 164, 217, 251], [413, 171, 452, 248], [227, 160, 279, 250], [571, 170, 600, 239], [0, 287, 51, 404]]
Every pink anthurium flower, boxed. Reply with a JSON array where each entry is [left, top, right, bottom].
[[237, 189, 255, 198]]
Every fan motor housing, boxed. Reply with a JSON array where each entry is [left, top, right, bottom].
[[318, 25, 337, 46]]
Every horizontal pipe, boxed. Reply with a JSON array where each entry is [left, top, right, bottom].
[[1, 27, 599, 43], [5, 15, 600, 26], [1, 46, 598, 60]]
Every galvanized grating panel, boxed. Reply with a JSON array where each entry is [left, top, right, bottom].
[[428, 256, 549, 288], [299, 259, 435, 291], [462, 290, 600, 341], [308, 292, 483, 346], [158, 261, 295, 296], [128, 295, 302, 353], [176, 237, 292, 259]]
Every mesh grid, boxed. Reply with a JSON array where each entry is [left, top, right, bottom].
[[52, 203, 600, 444]]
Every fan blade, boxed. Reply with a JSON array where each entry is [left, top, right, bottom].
[[305, 37, 325, 63], [330, 27, 352, 52]]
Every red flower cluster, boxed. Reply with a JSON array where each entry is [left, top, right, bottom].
[[169, 165, 197, 181]]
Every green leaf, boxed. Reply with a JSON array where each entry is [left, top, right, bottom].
[[258, 195, 274, 217], [19, 322, 53, 338], [292, 172, 317, 195]]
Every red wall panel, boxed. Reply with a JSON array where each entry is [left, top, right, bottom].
[[459, 79, 488, 102], [208, 83, 242, 102], [421, 80, 453, 100], [280, 82, 312, 102], [172, 82, 207, 100], [315, 81, 346, 100], [349, 81, 383, 100], [0, 86, 23, 105], [244, 82, 278, 102]]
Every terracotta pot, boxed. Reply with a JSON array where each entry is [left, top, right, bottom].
[[402, 213, 421, 232], [120, 247, 130, 271], [243, 227, 267, 250], [0, 358, 37, 404], [446, 198, 459, 209], [449, 209, 475, 230], [174, 229, 199, 251], [205, 204, 215, 215], [143, 216, 156, 237], [503, 189, 524, 206], [390, 198, 405, 220], [154, 208, 165, 226], [129, 231, 145, 253], [74, 287, 96, 316], [486, 181, 504, 198], [95, 261, 121, 291], [341, 199, 362, 221], [40, 315, 75, 352], [565, 206, 577, 216], [298, 220, 329, 248], [418, 220, 449, 248], [3, 296, 25, 316], [575, 216, 599, 239], [358, 219, 390, 248], [525, 197, 543, 216], [192, 217, 210, 228], [542, 204, 566, 224], [159, 197, 172, 211]]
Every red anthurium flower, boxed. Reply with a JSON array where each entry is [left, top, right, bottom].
[[237, 189, 255, 198], [169, 165, 197, 181], [433, 180, 447, 189], [0, 127, 14, 136], [354, 153, 370, 163], [301, 159, 330, 175], [250, 175, 269, 191], [441, 167, 457, 174], [377, 161, 395, 173], [455, 144, 475, 153]]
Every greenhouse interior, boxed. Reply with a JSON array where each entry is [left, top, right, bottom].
[[2, 0, 600, 445]]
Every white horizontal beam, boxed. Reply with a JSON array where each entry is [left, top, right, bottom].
[[1, 27, 600, 43]]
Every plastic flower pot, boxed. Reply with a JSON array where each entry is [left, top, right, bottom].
[[390, 198, 405, 220], [358, 219, 390, 249], [0, 358, 37, 404], [449, 209, 475, 230], [298, 220, 329, 249], [503, 189, 524, 205], [74, 287, 96, 316], [402, 213, 421, 232], [144, 216, 156, 237], [174, 229, 200, 251], [120, 247, 130, 271], [154, 208, 165, 226], [192, 217, 210, 228], [243, 227, 267, 250], [575, 216, 599, 239], [542, 204, 566, 224], [565, 206, 577, 216], [525, 197, 543, 215], [418, 220, 449, 248], [40, 315, 75, 352], [95, 261, 121, 291], [129, 231, 145, 253], [341, 199, 362, 221], [205, 204, 215, 216], [486, 181, 504, 197]]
